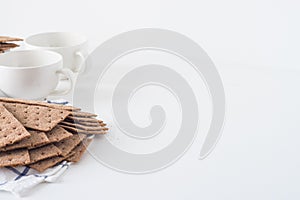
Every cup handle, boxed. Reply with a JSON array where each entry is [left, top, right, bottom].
[[49, 68, 74, 96], [74, 51, 86, 73]]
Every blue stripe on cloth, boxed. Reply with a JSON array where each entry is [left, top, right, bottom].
[[14, 167, 30, 181], [0, 181, 7, 186], [60, 162, 69, 168], [46, 100, 68, 105], [5, 167, 22, 176], [34, 174, 48, 179]]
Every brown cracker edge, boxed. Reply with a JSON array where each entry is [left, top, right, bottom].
[[70, 111, 97, 118], [67, 138, 93, 163], [66, 116, 102, 123], [29, 152, 75, 172], [0, 36, 23, 42], [59, 121, 108, 131], [59, 125, 108, 135], [54, 133, 87, 157], [0, 97, 80, 111]]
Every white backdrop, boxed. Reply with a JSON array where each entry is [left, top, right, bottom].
[[2, 0, 300, 199], [3, 0, 299, 70]]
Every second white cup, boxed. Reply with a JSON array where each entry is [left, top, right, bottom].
[[25, 32, 88, 73]]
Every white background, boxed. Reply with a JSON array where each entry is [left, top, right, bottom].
[[2, 0, 300, 199]]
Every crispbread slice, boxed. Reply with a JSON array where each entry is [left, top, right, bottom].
[[0, 46, 17, 51], [67, 138, 93, 162], [29, 152, 74, 172], [3, 103, 71, 132], [0, 149, 30, 167], [29, 144, 62, 163], [59, 121, 108, 131], [0, 43, 19, 48], [0, 97, 80, 111], [0, 48, 14, 52], [65, 118, 99, 126], [54, 134, 87, 157], [100, 123, 107, 127], [0, 104, 31, 148], [70, 111, 97, 118], [66, 116, 102, 123], [0, 36, 23, 43], [59, 125, 108, 135], [0, 130, 49, 151], [45, 126, 73, 143]]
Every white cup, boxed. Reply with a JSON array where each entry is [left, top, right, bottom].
[[25, 32, 88, 73], [0, 50, 73, 100]]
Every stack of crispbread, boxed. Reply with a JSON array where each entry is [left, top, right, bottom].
[[0, 97, 108, 172], [0, 36, 23, 53]]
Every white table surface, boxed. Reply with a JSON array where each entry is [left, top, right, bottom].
[[2, 0, 300, 199], [1, 66, 299, 199]]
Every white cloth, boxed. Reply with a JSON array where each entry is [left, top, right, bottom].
[[0, 161, 71, 197]]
